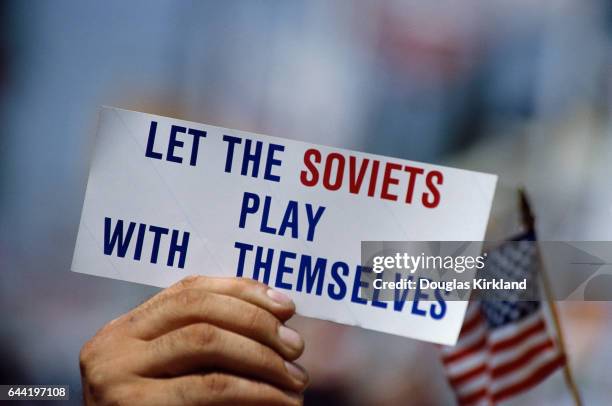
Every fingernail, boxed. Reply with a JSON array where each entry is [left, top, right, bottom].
[[266, 288, 293, 306], [284, 390, 304, 400], [285, 361, 308, 383], [279, 325, 303, 351]]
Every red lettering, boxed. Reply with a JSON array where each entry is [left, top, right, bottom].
[[380, 162, 402, 201], [404, 166, 424, 203], [322, 153, 345, 191], [367, 160, 380, 197], [349, 157, 370, 194], [423, 170, 443, 208], [299, 148, 443, 209], [300, 148, 321, 187]]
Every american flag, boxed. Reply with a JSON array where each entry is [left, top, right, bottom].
[[440, 231, 565, 405]]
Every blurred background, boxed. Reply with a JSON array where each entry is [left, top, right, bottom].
[[1, 0, 611, 404]]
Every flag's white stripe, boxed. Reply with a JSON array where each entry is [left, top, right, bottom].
[[489, 330, 551, 368], [442, 311, 484, 357], [446, 352, 487, 378], [449, 332, 554, 388], [443, 307, 561, 404], [443, 322, 488, 357], [488, 312, 542, 342], [455, 373, 490, 396], [489, 346, 560, 392]]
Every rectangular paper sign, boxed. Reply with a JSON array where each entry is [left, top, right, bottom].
[[72, 107, 497, 345]]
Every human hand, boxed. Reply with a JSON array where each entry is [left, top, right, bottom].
[[79, 276, 307, 405]]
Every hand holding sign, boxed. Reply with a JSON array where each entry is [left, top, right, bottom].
[[80, 276, 306, 405], [72, 107, 496, 345]]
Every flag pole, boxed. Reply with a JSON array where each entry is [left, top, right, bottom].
[[518, 188, 582, 406]]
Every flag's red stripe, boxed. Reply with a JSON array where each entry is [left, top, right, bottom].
[[491, 339, 555, 378], [450, 363, 488, 386], [490, 318, 545, 352], [457, 387, 488, 405], [491, 354, 566, 402], [459, 312, 484, 337], [443, 336, 487, 364]]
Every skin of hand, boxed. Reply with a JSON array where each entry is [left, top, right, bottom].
[[79, 276, 308, 405]]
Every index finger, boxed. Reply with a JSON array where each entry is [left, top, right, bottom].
[[116, 276, 296, 328]]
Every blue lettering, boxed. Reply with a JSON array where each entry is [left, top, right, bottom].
[[104, 217, 188, 268], [296, 255, 326, 295], [167, 229, 190, 269], [167, 125, 186, 163], [411, 277, 430, 316], [328, 261, 349, 300], [260, 196, 277, 235], [145, 121, 163, 160], [234, 241, 253, 277], [103, 217, 135, 257], [239, 192, 260, 229], [278, 200, 298, 239], [275, 250, 296, 290], [305, 204, 326, 242], [222, 135, 242, 173], [187, 128, 207, 166], [264, 143, 284, 182], [393, 274, 413, 312], [431, 289, 447, 320], [241, 139, 263, 177], [133, 223, 147, 260], [254, 246, 274, 284], [148, 225, 169, 264], [350, 265, 368, 305], [367, 267, 388, 309]]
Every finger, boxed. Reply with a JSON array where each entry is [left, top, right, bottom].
[[134, 323, 308, 392], [122, 288, 304, 360], [140, 373, 302, 406], [174, 276, 296, 321], [120, 276, 295, 326]]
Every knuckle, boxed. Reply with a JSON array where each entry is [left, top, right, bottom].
[[231, 277, 268, 298], [244, 305, 262, 326], [87, 367, 137, 406], [237, 277, 264, 290], [87, 364, 110, 394], [202, 373, 231, 397], [95, 318, 122, 337], [172, 380, 191, 404], [177, 275, 203, 289], [79, 339, 99, 373], [174, 288, 206, 307], [109, 385, 140, 406], [254, 341, 279, 368], [256, 343, 271, 365], [189, 323, 218, 347], [79, 341, 94, 364], [247, 306, 277, 336], [151, 334, 175, 358]]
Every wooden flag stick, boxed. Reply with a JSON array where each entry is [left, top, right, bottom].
[[519, 189, 582, 406]]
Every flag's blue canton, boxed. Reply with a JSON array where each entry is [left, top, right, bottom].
[[481, 300, 540, 329], [480, 230, 540, 329]]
